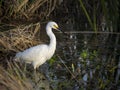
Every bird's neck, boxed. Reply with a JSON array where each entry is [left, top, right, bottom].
[[46, 27, 56, 50]]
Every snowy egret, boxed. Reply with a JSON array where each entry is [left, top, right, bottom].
[[14, 21, 60, 70]]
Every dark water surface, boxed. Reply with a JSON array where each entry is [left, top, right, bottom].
[[42, 32, 120, 90]]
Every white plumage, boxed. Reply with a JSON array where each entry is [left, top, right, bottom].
[[14, 21, 59, 69]]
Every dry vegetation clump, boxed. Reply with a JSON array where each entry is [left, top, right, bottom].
[[0, 60, 51, 90], [0, 23, 41, 52], [0, 62, 33, 90], [1, 0, 57, 21]]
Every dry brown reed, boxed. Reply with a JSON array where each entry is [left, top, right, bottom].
[[0, 22, 41, 53], [0, 60, 51, 90], [3, 0, 57, 19], [0, 61, 33, 90]]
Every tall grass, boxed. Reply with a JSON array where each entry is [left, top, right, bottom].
[[0, 61, 33, 90], [0, 0, 57, 20], [0, 59, 51, 90], [79, 0, 119, 32]]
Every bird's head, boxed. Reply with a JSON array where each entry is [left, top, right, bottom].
[[47, 21, 59, 30], [47, 21, 65, 34]]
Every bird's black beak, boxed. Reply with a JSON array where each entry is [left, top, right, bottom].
[[56, 28, 61, 32], [56, 28, 65, 34], [55, 26, 67, 36]]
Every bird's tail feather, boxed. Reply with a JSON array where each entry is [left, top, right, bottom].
[[14, 52, 22, 61]]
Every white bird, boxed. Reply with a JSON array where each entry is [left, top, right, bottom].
[[15, 21, 60, 70]]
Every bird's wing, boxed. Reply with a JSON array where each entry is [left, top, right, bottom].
[[20, 45, 48, 63]]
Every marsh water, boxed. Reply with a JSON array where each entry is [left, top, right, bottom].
[[39, 31, 120, 90]]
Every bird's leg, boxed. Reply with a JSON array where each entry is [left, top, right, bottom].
[[34, 68, 37, 81], [33, 68, 38, 89], [33, 67, 40, 89], [34, 67, 40, 82]]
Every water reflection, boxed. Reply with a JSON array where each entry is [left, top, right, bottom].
[[47, 32, 120, 90]]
